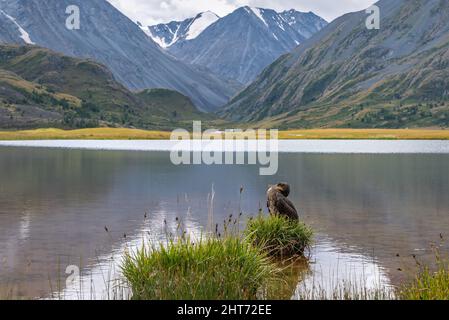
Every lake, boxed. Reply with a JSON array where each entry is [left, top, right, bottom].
[[1, 140, 449, 299]]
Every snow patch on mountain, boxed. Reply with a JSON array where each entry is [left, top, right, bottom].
[[144, 24, 176, 47], [185, 11, 219, 40], [146, 11, 219, 48], [145, 30, 166, 47], [0, 10, 34, 44], [249, 7, 268, 27]]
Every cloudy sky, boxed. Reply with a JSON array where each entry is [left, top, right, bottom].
[[107, 0, 377, 26]]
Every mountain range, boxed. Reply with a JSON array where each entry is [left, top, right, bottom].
[[221, 0, 449, 129], [146, 7, 327, 84], [0, 0, 237, 112], [1, 0, 449, 130]]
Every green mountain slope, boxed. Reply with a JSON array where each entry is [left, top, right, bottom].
[[0, 44, 211, 130], [221, 0, 449, 129], [137, 88, 214, 122]]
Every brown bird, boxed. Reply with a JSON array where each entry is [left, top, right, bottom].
[[267, 183, 299, 220]]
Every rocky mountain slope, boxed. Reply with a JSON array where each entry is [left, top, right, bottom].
[[148, 7, 327, 84], [0, 0, 236, 112], [279, 9, 329, 39], [221, 0, 449, 129]]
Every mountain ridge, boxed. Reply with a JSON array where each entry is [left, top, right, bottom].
[[145, 11, 220, 48], [153, 6, 327, 84]]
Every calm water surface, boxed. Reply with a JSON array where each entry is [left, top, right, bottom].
[[1, 141, 449, 299]]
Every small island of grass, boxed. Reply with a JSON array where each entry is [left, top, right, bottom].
[[122, 215, 313, 300], [122, 236, 277, 300], [245, 215, 313, 258]]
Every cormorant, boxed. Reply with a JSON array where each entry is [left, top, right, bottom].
[[267, 183, 299, 220]]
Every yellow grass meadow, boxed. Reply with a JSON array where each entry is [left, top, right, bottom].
[[1, 127, 449, 140]]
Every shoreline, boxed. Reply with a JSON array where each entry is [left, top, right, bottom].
[[2, 128, 449, 141], [2, 139, 449, 154]]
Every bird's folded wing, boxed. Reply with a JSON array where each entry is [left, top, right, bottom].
[[276, 196, 298, 217]]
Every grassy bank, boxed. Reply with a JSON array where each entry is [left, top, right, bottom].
[[277, 128, 449, 140], [0, 128, 171, 140], [399, 261, 449, 300], [2, 127, 449, 140]]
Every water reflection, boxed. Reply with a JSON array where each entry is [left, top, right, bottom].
[[58, 207, 205, 300], [295, 237, 393, 300], [1, 146, 449, 299]]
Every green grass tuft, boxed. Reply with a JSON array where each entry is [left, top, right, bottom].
[[245, 215, 313, 258], [121, 236, 277, 300], [399, 263, 449, 300]]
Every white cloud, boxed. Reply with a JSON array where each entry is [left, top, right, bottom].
[[107, 0, 377, 26]]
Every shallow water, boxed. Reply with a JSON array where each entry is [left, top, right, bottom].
[[1, 142, 449, 299]]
